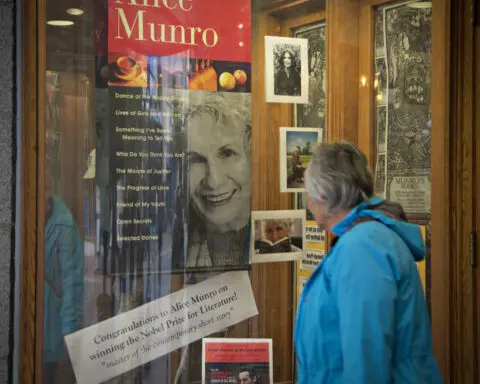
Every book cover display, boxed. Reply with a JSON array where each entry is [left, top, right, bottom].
[[202, 338, 273, 384]]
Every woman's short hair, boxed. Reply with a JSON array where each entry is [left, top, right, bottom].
[[185, 93, 251, 151], [261, 219, 294, 239], [305, 141, 374, 216]]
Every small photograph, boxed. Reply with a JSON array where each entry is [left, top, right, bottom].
[[377, 106, 387, 153], [375, 58, 387, 105], [202, 338, 273, 384], [374, 10, 386, 58], [105, 52, 148, 87], [280, 127, 322, 192], [265, 36, 309, 104], [375, 154, 386, 194], [251, 210, 306, 263]]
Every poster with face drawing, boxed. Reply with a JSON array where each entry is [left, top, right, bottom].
[[179, 90, 252, 272], [265, 36, 309, 104], [251, 210, 306, 263], [374, 2, 432, 215], [292, 21, 326, 128]]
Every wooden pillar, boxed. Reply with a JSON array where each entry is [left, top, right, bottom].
[[326, 0, 360, 143]]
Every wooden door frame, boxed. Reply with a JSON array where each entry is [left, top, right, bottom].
[[473, 0, 480, 380], [19, 0, 45, 382]]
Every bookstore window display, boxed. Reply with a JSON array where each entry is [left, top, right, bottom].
[[25, 0, 439, 383]]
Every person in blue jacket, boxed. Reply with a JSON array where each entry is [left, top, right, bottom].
[[43, 194, 84, 382], [295, 141, 443, 383]]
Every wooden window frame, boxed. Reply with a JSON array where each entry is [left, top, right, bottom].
[[18, 0, 456, 382]]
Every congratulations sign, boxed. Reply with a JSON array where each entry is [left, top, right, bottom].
[[66, 271, 258, 383]]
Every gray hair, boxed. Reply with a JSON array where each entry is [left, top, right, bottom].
[[305, 141, 374, 216], [261, 219, 294, 239], [185, 93, 251, 151]]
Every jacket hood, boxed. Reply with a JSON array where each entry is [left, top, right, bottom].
[[332, 197, 425, 262]]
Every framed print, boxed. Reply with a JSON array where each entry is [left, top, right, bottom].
[[202, 338, 274, 384], [292, 21, 326, 128], [265, 36, 309, 104], [279, 127, 322, 192], [251, 210, 306, 263], [373, 2, 432, 215]]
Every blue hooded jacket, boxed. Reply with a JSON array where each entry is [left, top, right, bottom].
[[43, 195, 84, 363], [294, 197, 443, 383]]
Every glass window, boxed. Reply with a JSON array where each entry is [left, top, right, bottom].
[[38, 0, 436, 383]]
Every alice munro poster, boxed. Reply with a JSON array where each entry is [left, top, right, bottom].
[[105, 0, 252, 273]]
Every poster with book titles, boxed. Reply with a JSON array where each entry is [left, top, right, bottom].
[[97, 0, 253, 275]]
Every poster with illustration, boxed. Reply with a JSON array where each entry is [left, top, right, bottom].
[[98, 0, 253, 274]]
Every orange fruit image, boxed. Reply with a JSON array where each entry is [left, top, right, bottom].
[[234, 70, 247, 86], [219, 72, 236, 90]]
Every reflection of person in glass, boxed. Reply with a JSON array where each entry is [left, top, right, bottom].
[[186, 93, 251, 268], [274, 48, 301, 96], [255, 219, 300, 254], [43, 171, 84, 382], [237, 366, 258, 384]]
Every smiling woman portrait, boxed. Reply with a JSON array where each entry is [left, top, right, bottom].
[[274, 46, 301, 97], [184, 92, 252, 269]]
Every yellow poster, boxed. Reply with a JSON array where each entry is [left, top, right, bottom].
[[417, 225, 427, 294]]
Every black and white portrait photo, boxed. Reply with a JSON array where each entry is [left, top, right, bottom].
[[170, 90, 252, 272], [265, 36, 308, 104], [251, 210, 306, 263]]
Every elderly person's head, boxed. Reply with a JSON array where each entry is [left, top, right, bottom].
[[305, 142, 374, 231], [262, 219, 294, 243], [186, 93, 251, 233]]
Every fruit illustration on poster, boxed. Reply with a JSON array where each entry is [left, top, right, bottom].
[[234, 70, 247, 86], [219, 72, 236, 90]]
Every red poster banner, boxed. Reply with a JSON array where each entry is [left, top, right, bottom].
[[205, 342, 270, 363], [108, 0, 251, 63]]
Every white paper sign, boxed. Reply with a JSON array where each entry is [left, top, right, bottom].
[[389, 176, 431, 214], [65, 271, 258, 384], [300, 250, 325, 271]]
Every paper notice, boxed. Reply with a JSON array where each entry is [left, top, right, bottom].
[[65, 271, 258, 383]]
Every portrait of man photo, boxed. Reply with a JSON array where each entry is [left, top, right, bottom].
[[238, 366, 258, 384]]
